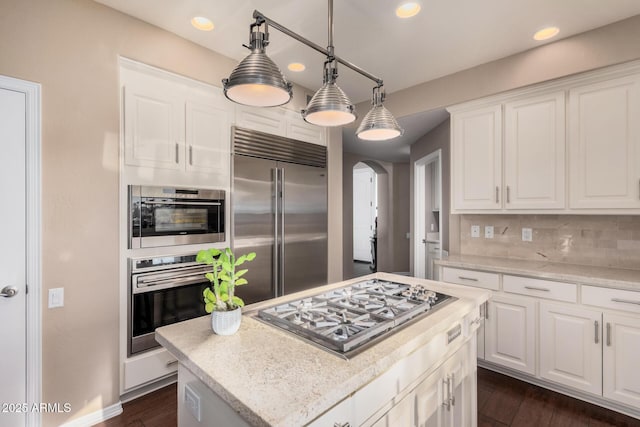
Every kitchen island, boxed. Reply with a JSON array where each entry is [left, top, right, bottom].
[[156, 272, 490, 427]]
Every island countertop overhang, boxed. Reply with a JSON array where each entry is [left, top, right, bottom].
[[156, 272, 490, 427]]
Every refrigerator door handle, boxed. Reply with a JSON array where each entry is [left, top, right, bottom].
[[279, 167, 285, 297], [272, 167, 279, 298]]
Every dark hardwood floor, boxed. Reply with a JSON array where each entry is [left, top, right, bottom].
[[98, 368, 640, 427]]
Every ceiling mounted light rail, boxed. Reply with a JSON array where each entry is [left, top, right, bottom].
[[222, 0, 403, 140]]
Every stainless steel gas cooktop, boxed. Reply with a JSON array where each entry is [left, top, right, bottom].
[[254, 279, 456, 359]]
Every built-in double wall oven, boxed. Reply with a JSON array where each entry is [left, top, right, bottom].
[[129, 185, 225, 249], [127, 185, 225, 355], [128, 253, 212, 355]]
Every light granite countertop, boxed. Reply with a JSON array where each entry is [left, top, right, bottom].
[[155, 272, 490, 427], [436, 254, 640, 291]]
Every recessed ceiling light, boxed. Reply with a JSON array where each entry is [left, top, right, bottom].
[[191, 16, 214, 31], [533, 26, 560, 41], [287, 63, 306, 72], [396, 2, 421, 18]]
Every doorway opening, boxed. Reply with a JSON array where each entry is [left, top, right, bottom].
[[352, 162, 378, 277], [414, 149, 444, 280]]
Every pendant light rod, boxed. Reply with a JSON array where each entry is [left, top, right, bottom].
[[252, 9, 383, 86], [328, 0, 334, 54]]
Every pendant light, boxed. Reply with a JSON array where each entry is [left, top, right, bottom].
[[302, 59, 356, 126], [222, 1, 402, 141], [357, 85, 404, 141], [301, 0, 356, 126], [222, 21, 292, 107]]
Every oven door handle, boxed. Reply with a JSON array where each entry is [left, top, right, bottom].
[[142, 200, 221, 206], [134, 275, 207, 293]]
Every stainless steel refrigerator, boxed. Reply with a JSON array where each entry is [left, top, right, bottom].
[[231, 127, 328, 304]]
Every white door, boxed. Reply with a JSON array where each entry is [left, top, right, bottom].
[[185, 100, 230, 177], [485, 294, 537, 375], [603, 313, 640, 407], [539, 302, 602, 394], [568, 74, 640, 209], [451, 105, 502, 210], [504, 92, 566, 209], [0, 87, 27, 427], [353, 167, 375, 262]]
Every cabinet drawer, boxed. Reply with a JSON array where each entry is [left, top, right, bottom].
[[124, 348, 178, 390], [582, 286, 640, 314], [503, 275, 577, 303], [442, 267, 500, 290]]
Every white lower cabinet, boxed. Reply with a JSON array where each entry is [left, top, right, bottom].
[[539, 302, 602, 394], [371, 342, 474, 427], [603, 312, 640, 408], [485, 294, 536, 375]]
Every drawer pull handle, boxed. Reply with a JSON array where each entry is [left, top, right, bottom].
[[166, 359, 178, 367], [606, 322, 612, 347], [458, 276, 478, 282], [611, 298, 640, 306], [524, 286, 550, 292], [594, 320, 599, 344], [334, 423, 351, 427]]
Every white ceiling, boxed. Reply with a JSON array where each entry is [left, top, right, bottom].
[[95, 0, 640, 161]]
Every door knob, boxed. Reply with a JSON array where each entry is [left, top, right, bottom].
[[421, 238, 426, 244], [0, 286, 18, 298]]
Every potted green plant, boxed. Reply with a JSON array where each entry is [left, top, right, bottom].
[[196, 247, 256, 335]]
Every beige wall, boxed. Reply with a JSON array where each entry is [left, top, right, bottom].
[[355, 14, 640, 121], [409, 119, 450, 273], [0, 0, 341, 425], [458, 215, 640, 270], [343, 153, 410, 278]]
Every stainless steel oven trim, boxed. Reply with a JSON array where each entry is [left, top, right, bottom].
[[127, 255, 211, 356], [128, 185, 226, 249]]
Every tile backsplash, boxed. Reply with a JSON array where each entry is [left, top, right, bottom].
[[459, 215, 640, 270]]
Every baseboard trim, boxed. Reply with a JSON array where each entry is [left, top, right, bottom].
[[59, 402, 123, 427], [121, 374, 177, 403], [478, 360, 640, 421]]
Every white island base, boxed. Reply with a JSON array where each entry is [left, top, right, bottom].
[[156, 273, 490, 427]]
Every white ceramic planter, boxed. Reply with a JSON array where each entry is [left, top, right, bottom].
[[211, 307, 242, 335]]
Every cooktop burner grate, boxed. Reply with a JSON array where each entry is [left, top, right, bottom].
[[255, 278, 456, 359]]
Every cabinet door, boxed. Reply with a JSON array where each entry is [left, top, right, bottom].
[[485, 294, 536, 375], [603, 312, 640, 408], [235, 105, 287, 137], [285, 110, 326, 145], [539, 302, 602, 394], [123, 82, 183, 170], [370, 391, 415, 427], [185, 100, 230, 176], [451, 105, 502, 211], [504, 92, 565, 209], [568, 74, 640, 209], [415, 364, 446, 427]]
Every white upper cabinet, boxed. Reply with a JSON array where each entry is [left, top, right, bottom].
[[449, 61, 640, 214], [234, 105, 287, 137], [123, 78, 183, 170], [504, 92, 566, 209], [451, 105, 502, 211], [185, 99, 230, 176], [568, 74, 640, 209], [122, 62, 232, 187]]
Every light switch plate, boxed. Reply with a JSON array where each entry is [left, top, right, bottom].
[[485, 226, 494, 239], [48, 288, 64, 308], [522, 228, 533, 242], [471, 225, 480, 238]]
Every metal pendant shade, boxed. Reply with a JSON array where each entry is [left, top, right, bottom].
[[222, 30, 292, 107], [357, 104, 404, 141], [302, 80, 356, 127], [223, 1, 402, 140]]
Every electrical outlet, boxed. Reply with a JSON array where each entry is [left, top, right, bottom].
[[485, 226, 494, 239], [48, 288, 64, 308], [522, 228, 533, 242], [184, 384, 201, 422], [471, 225, 480, 238]]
